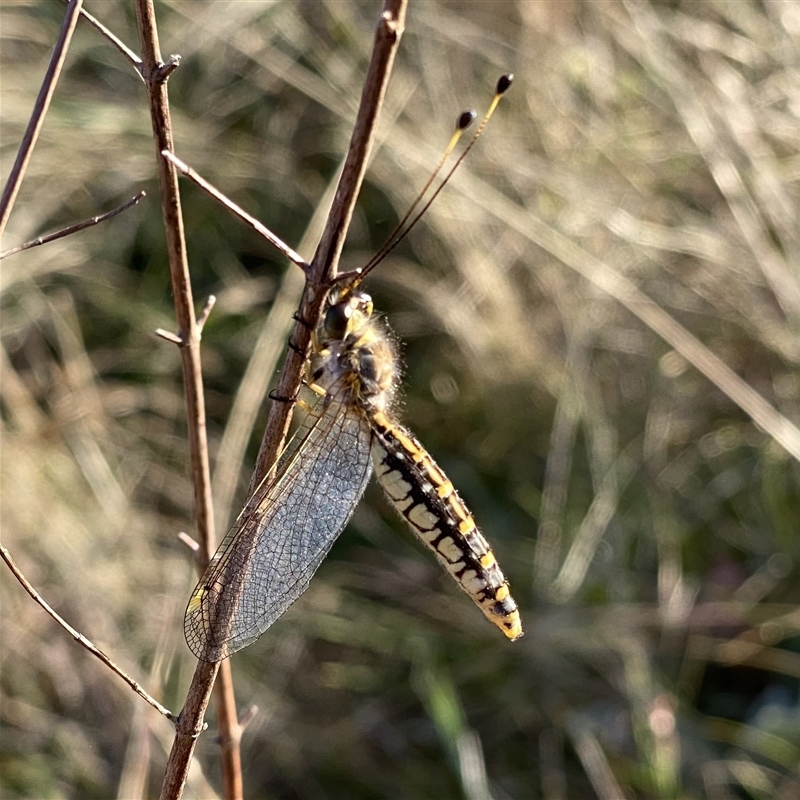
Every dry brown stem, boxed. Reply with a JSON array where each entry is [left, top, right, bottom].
[[0, 543, 177, 721], [157, 1, 407, 798], [250, 0, 408, 490], [0, 0, 84, 239], [0, 192, 146, 260], [131, 0, 241, 797]]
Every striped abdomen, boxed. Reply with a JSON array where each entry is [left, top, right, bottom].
[[369, 410, 522, 641]]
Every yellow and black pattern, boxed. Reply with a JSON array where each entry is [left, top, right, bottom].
[[185, 287, 521, 661], [369, 409, 522, 641], [185, 77, 522, 660]]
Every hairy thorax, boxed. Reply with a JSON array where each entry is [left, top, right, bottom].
[[311, 289, 399, 414]]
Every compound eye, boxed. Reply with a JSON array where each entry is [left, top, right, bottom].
[[324, 301, 352, 339]]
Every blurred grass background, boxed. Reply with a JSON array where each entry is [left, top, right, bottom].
[[3, 0, 800, 797]]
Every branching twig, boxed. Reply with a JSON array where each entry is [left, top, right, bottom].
[[161, 151, 309, 272], [197, 294, 216, 333], [0, 543, 177, 722], [155, 2, 406, 798], [154, 295, 215, 345], [0, 0, 84, 240], [0, 192, 146, 260], [131, 1, 242, 798], [59, 0, 143, 74]]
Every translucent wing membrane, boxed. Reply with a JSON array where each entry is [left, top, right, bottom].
[[183, 78, 520, 660], [185, 393, 373, 662]]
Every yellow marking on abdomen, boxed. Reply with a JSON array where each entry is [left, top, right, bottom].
[[480, 552, 496, 569], [436, 480, 454, 499], [370, 421, 523, 642], [458, 516, 476, 536]]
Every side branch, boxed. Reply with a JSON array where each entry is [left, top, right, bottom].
[[0, 192, 146, 260], [162, 151, 309, 272], [0, 544, 177, 722], [59, 0, 143, 74]]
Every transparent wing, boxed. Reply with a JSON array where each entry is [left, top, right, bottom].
[[185, 393, 373, 661]]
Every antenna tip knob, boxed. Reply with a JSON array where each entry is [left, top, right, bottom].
[[497, 73, 514, 95], [456, 109, 477, 131]]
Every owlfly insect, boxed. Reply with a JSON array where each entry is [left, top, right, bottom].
[[185, 75, 522, 662]]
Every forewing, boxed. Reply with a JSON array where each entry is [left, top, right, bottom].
[[185, 396, 373, 661]]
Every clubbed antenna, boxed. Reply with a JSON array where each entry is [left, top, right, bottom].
[[354, 74, 514, 285], [357, 109, 476, 281]]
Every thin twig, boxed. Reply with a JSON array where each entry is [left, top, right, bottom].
[[238, 704, 259, 732], [155, 328, 184, 345], [0, 192, 146, 260], [0, 0, 84, 240], [156, 2, 406, 797], [155, 55, 181, 82], [131, 2, 243, 799], [155, 296, 216, 345], [59, 0, 143, 74], [162, 151, 309, 272], [197, 294, 216, 333], [250, 0, 408, 490], [0, 543, 177, 722]]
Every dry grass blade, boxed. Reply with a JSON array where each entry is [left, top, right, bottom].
[[549, 443, 640, 602], [620, 0, 800, 320], [568, 724, 631, 800], [465, 175, 800, 463]]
